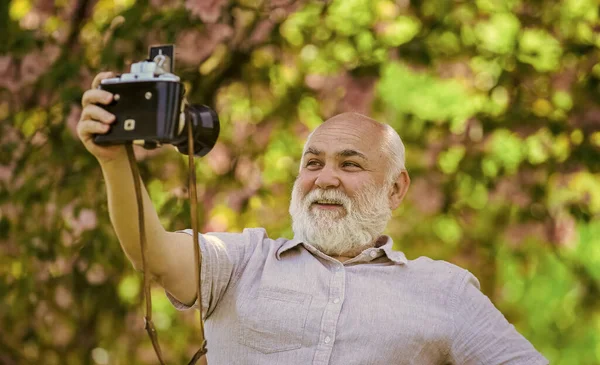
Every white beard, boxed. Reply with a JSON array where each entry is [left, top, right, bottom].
[[289, 180, 392, 257]]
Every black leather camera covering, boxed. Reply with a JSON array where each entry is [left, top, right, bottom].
[[94, 80, 183, 145]]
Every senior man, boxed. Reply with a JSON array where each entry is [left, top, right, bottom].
[[79, 72, 548, 364]]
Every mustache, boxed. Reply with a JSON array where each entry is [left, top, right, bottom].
[[302, 189, 351, 209]]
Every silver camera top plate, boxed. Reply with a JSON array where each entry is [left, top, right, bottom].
[[100, 60, 181, 85]]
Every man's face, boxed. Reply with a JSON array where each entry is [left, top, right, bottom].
[[289, 118, 393, 257]]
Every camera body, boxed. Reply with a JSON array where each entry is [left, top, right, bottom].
[[94, 45, 219, 156]]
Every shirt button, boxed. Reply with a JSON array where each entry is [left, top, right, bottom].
[[370, 251, 377, 258], [324, 336, 331, 344], [333, 298, 340, 304]]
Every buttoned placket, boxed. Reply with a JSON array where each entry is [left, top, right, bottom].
[[312, 259, 346, 365], [300, 244, 389, 364]]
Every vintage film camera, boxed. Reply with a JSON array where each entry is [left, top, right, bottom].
[[94, 45, 219, 156]]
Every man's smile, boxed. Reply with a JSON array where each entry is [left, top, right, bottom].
[[313, 203, 343, 210], [311, 199, 345, 210]]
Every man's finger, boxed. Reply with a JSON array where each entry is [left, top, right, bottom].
[[91, 71, 115, 89], [81, 89, 113, 108], [77, 119, 110, 137], [81, 104, 116, 124]]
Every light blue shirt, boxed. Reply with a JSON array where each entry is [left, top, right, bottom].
[[166, 228, 548, 365]]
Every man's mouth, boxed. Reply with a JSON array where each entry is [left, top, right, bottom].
[[311, 199, 344, 210]]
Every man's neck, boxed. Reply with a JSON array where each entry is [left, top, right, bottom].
[[330, 255, 353, 263], [328, 236, 388, 263]]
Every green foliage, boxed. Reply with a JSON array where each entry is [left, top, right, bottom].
[[518, 29, 563, 72], [2, 0, 600, 364], [378, 62, 482, 132], [475, 12, 520, 54]]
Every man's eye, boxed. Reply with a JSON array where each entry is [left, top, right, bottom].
[[342, 162, 360, 168], [306, 160, 321, 167]]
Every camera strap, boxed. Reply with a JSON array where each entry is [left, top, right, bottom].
[[125, 118, 207, 365]]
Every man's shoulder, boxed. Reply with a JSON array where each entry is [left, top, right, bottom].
[[203, 227, 290, 250], [204, 227, 268, 240], [402, 255, 470, 288], [406, 255, 466, 271]]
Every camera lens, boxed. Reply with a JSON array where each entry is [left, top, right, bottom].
[[174, 105, 220, 157]]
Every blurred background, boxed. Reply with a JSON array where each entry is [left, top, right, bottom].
[[1, 0, 600, 364]]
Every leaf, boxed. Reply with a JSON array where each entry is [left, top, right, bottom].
[[378, 16, 421, 47], [475, 12, 521, 54], [518, 29, 563, 72]]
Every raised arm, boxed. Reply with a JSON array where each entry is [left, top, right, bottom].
[[78, 72, 198, 305]]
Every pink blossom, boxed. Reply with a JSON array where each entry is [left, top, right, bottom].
[[549, 214, 577, 249], [149, 0, 179, 9], [504, 222, 546, 247], [206, 142, 232, 175], [436, 61, 472, 80], [175, 24, 233, 66], [0, 56, 19, 93], [66, 104, 82, 140], [248, 19, 275, 46], [78, 67, 94, 91], [339, 75, 376, 115], [0, 56, 12, 74], [86, 263, 107, 284], [54, 285, 73, 309], [20, 52, 46, 85], [251, 121, 274, 149], [269, 0, 302, 21], [19, 45, 60, 86], [31, 131, 48, 146], [489, 178, 532, 208], [35, 0, 55, 14], [61, 203, 98, 235], [305, 74, 327, 90], [231, 120, 255, 145], [407, 177, 444, 215], [234, 157, 261, 190], [77, 208, 98, 231], [21, 11, 44, 30], [185, 0, 228, 23], [0, 165, 12, 183], [52, 319, 75, 347]]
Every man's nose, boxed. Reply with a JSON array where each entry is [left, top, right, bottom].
[[314, 166, 340, 189]]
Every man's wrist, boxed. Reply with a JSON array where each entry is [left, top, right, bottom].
[[98, 152, 129, 171]]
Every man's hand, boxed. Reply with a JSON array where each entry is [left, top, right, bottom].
[[78, 72, 126, 165]]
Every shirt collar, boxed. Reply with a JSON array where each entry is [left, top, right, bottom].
[[276, 235, 408, 265], [379, 236, 408, 264], [276, 237, 304, 260]]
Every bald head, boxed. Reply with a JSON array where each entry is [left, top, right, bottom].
[[324, 112, 384, 131], [304, 112, 406, 183]]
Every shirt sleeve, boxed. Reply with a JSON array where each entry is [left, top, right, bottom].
[[165, 228, 261, 319], [448, 270, 549, 365]]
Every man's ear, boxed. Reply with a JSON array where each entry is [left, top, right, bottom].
[[389, 170, 410, 210]]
